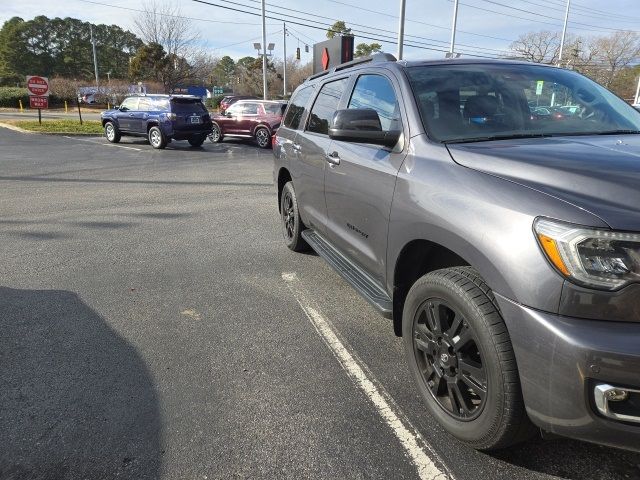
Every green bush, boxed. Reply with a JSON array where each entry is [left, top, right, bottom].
[[205, 94, 226, 109], [0, 86, 65, 108], [0, 87, 29, 108]]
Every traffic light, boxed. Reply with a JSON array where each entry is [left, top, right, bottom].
[[305, 45, 309, 53], [296, 47, 300, 60]]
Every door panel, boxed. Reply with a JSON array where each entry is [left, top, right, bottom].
[[294, 77, 350, 235], [324, 73, 406, 283], [116, 97, 139, 132], [294, 132, 333, 234]]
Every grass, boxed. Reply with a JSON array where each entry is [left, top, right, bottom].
[[4, 119, 103, 134]]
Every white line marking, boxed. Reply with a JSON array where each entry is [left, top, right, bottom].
[[64, 136, 143, 151], [282, 272, 453, 480]]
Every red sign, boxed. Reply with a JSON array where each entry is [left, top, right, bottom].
[[29, 96, 49, 109], [321, 48, 330, 71], [26, 75, 50, 96]]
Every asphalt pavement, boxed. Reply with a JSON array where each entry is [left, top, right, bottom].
[[1, 127, 639, 480]]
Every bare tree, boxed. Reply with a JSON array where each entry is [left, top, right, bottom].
[[134, 1, 204, 92], [510, 31, 561, 64], [589, 31, 640, 88]]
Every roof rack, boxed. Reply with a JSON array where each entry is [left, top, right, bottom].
[[305, 52, 397, 82]]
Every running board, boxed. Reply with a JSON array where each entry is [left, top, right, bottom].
[[301, 229, 392, 317]]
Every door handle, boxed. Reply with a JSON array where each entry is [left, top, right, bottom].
[[128, 113, 135, 117], [325, 151, 340, 165], [292, 143, 302, 152]]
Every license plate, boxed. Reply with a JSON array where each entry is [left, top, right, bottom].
[[190, 116, 201, 124]]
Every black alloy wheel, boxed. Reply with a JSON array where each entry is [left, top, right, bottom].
[[413, 298, 487, 420], [280, 181, 308, 252], [403, 267, 536, 450]]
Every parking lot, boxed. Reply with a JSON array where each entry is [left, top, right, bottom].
[[1, 127, 640, 480]]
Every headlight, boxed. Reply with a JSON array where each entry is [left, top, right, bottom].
[[534, 217, 640, 290]]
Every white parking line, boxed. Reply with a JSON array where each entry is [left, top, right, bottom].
[[282, 272, 453, 480], [64, 136, 144, 151]]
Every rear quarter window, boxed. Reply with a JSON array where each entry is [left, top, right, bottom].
[[283, 87, 313, 130]]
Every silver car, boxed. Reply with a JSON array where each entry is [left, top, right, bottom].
[[273, 54, 640, 452]]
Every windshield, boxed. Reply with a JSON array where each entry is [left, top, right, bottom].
[[406, 63, 640, 143], [170, 99, 207, 113]]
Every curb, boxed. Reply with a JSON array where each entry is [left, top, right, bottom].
[[0, 122, 102, 136]]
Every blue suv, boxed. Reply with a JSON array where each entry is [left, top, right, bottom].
[[101, 94, 213, 149]]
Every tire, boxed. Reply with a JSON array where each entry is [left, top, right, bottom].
[[402, 266, 536, 450], [280, 181, 309, 252], [148, 126, 167, 149], [208, 123, 223, 143], [254, 127, 271, 149], [188, 135, 206, 147], [104, 121, 120, 143]]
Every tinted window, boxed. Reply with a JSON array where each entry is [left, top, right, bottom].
[[226, 103, 242, 116], [242, 103, 260, 115], [407, 64, 640, 143], [307, 78, 349, 135], [348, 75, 400, 131], [120, 97, 138, 111], [153, 98, 170, 111], [264, 103, 287, 115], [138, 97, 154, 111], [283, 87, 313, 129], [171, 100, 207, 113]]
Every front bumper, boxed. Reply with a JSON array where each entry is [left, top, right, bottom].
[[496, 293, 640, 452]]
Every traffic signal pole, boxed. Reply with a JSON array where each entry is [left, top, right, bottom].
[[261, 0, 268, 100], [283, 22, 287, 98]]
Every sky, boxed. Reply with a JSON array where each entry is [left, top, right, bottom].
[[1, 0, 640, 62]]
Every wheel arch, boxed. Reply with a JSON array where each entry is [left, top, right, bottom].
[[392, 239, 472, 336], [277, 167, 292, 212], [252, 123, 272, 136]]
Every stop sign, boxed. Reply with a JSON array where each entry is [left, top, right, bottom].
[[26, 76, 50, 96]]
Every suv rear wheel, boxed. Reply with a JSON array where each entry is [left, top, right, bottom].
[[402, 267, 535, 450], [255, 127, 271, 149], [104, 122, 120, 143], [208, 123, 223, 143], [148, 126, 167, 149], [188, 135, 206, 147], [280, 182, 309, 252]]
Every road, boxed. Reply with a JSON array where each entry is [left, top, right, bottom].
[[1, 127, 639, 480]]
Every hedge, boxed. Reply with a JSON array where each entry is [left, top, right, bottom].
[[0, 86, 64, 108], [205, 94, 226, 109]]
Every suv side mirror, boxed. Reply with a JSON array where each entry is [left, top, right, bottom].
[[119, 106, 128, 112], [329, 109, 400, 148]]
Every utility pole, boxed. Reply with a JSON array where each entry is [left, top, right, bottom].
[[283, 22, 287, 98], [261, 0, 268, 100], [558, 0, 571, 64], [449, 0, 460, 56], [90, 24, 99, 88], [397, 0, 407, 60]]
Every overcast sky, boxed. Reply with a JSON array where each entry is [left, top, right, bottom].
[[1, 0, 639, 61]]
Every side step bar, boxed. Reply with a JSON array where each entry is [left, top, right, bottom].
[[301, 229, 393, 317]]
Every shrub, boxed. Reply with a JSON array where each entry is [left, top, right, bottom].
[[0, 87, 29, 108], [205, 94, 225, 109]]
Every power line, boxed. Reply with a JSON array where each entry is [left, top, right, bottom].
[[323, 0, 516, 43], [190, 0, 504, 58], [76, 0, 277, 26], [221, 0, 513, 57]]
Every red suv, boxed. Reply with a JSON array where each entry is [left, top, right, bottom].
[[209, 100, 287, 148]]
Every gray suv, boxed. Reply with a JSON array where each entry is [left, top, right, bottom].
[[273, 53, 640, 452]]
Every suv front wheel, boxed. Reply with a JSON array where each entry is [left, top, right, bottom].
[[402, 267, 535, 450], [148, 126, 167, 149], [104, 121, 120, 143]]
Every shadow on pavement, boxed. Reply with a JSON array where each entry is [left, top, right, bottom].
[[0, 287, 162, 480]]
